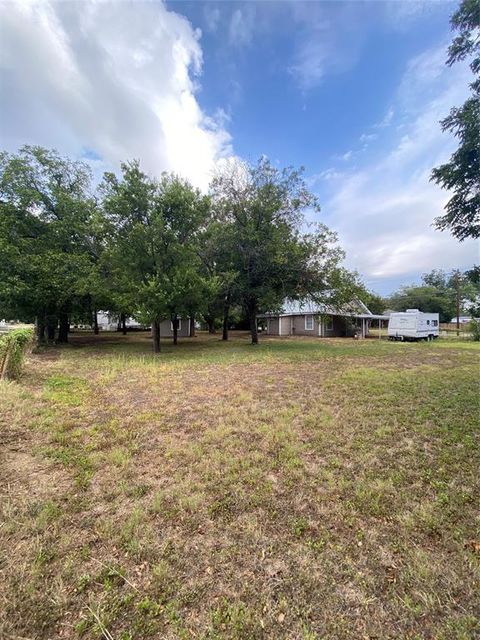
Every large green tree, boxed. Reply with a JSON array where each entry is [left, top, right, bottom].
[[101, 161, 210, 352], [0, 146, 97, 343], [211, 158, 357, 344], [431, 0, 480, 240], [387, 268, 479, 322], [355, 285, 386, 315], [388, 285, 455, 323], [197, 220, 241, 340]]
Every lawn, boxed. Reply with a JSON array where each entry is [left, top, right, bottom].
[[1, 332, 479, 640]]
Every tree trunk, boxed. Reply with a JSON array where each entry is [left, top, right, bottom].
[[93, 310, 99, 335], [57, 308, 69, 344], [222, 301, 230, 341], [121, 313, 127, 335], [173, 314, 178, 345], [206, 316, 216, 334], [46, 315, 57, 343], [35, 316, 46, 346], [249, 304, 258, 345], [189, 316, 195, 337], [153, 320, 161, 353]]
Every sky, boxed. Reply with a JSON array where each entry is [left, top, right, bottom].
[[0, 0, 478, 296]]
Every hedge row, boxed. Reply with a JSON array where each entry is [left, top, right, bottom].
[[0, 328, 34, 380]]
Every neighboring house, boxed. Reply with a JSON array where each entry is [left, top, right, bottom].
[[449, 316, 473, 324], [96, 312, 144, 332], [157, 317, 191, 338], [96, 312, 191, 337], [257, 298, 390, 338]]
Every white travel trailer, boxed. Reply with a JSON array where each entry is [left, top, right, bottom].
[[388, 309, 439, 341]]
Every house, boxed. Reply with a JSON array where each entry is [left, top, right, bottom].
[[449, 316, 473, 324], [257, 298, 390, 338], [157, 317, 192, 337], [96, 313, 192, 337]]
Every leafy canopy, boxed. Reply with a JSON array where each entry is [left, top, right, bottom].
[[387, 268, 480, 322], [431, 0, 480, 240], [0, 146, 97, 322]]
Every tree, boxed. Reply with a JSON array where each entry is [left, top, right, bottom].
[[101, 161, 210, 352], [211, 158, 355, 344], [102, 161, 164, 352], [197, 220, 240, 341], [387, 268, 480, 322], [462, 264, 480, 317], [0, 146, 97, 344], [431, 0, 480, 240], [388, 285, 455, 322], [355, 284, 386, 315]]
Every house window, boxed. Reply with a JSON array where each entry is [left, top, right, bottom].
[[324, 316, 333, 331], [170, 318, 182, 331], [305, 315, 314, 330]]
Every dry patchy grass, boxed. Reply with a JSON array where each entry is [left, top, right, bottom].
[[1, 332, 479, 640]]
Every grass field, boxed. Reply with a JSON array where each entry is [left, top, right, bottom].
[[1, 332, 479, 640]]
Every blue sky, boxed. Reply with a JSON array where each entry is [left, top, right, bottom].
[[1, 1, 478, 295]]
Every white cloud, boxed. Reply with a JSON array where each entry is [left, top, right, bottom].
[[289, 28, 329, 90], [384, 0, 440, 32], [204, 6, 221, 33], [229, 8, 255, 48], [374, 107, 395, 129], [334, 150, 354, 162], [287, 1, 449, 93], [359, 133, 378, 144], [0, 0, 233, 190], [318, 45, 478, 284], [288, 14, 361, 91], [312, 168, 343, 183]]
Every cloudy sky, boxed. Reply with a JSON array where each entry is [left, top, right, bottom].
[[0, 0, 478, 295]]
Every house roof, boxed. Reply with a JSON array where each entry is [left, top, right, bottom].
[[257, 297, 390, 320]]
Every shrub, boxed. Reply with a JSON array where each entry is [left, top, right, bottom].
[[0, 328, 34, 380], [468, 319, 480, 342]]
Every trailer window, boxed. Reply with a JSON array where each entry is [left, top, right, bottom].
[[432, 320, 438, 326], [427, 320, 430, 325]]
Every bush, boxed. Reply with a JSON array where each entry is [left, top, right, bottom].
[[468, 319, 480, 342], [0, 328, 34, 380]]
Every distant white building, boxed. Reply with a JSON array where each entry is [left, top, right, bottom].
[[96, 312, 144, 331], [450, 316, 473, 324]]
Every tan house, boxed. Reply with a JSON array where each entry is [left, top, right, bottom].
[[257, 299, 389, 338]]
